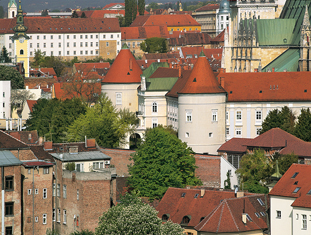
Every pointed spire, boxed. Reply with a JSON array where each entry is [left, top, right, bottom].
[[11, 0, 29, 40], [199, 50, 205, 57], [18, 0, 21, 10], [122, 43, 129, 49], [303, 5, 310, 27], [272, 160, 282, 179]]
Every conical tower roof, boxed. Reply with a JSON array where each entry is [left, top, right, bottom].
[[8, 0, 17, 7], [103, 45, 142, 83], [178, 52, 226, 94]]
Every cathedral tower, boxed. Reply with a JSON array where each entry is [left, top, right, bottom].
[[8, 0, 17, 18], [299, 6, 311, 71]]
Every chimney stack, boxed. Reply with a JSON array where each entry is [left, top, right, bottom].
[[254, 68, 258, 72], [272, 67, 275, 72], [200, 189, 205, 197], [129, 58, 133, 71]]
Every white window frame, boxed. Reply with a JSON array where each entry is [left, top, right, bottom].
[[57, 209, 61, 223], [63, 185, 67, 199], [53, 183, 56, 196], [43, 214, 47, 224], [77, 189, 79, 200], [43, 168, 49, 174], [276, 210, 281, 219], [76, 163, 84, 172], [43, 188, 47, 199], [212, 109, 218, 122], [28, 189, 32, 195], [53, 209, 56, 221], [152, 102, 158, 113], [35, 216, 38, 223], [35, 188, 38, 194], [226, 111, 229, 124], [256, 128, 261, 136], [256, 110, 262, 120], [235, 128, 242, 137], [57, 184, 60, 197], [186, 111, 192, 122], [152, 118, 158, 128], [63, 209, 67, 224], [116, 92, 122, 105], [302, 214, 307, 229], [236, 111, 242, 120]]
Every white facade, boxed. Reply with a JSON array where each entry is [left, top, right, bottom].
[[216, 10, 230, 36], [0, 81, 11, 119], [220, 156, 238, 189], [4, 32, 121, 59], [8, 1, 17, 19]]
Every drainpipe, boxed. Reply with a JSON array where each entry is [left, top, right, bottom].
[[2, 166, 4, 235], [32, 166, 35, 235]]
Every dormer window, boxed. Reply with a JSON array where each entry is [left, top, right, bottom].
[[162, 214, 169, 221], [293, 187, 301, 193], [292, 172, 299, 178], [181, 216, 190, 224]]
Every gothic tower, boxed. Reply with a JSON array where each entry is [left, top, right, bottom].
[[8, 0, 17, 18], [299, 6, 311, 71], [10, 0, 30, 77]]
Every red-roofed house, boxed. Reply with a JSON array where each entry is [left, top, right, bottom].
[[102, 3, 125, 10], [269, 164, 311, 235], [157, 187, 268, 235]]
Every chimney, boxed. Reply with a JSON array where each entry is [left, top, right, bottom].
[[242, 213, 247, 224], [237, 191, 245, 198], [129, 58, 133, 71], [272, 67, 275, 72], [141, 76, 146, 91], [85, 136, 87, 148], [220, 77, 225, 88], [200, 189, 205, 197], [254, 68, 258, 72], [38, 137, 43, 145]]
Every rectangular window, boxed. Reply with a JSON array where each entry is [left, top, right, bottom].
[[53, 209, 56, 221], [76, 163, 84, 172], [103, 34, 106, 39], [43, 168, 49, 174], [302, 214, 307, 229], [30, 52, 33, 56], [106, 42, 109, 47], [80, 50, 83, 55], [236, 128, 242, 136], [37, 43, 39, 48], [90, 42, 93, 47], [74, 51, 76, 55], [5, 227, 12, 235], [85, 50, 88, 55], [96, 42, 99, 47], [67, 42, 69, 47], [57, 184, 60, 197], [9, 43, 11, 48], [28, 169, 31, 174], [133, 42, 135, 47], [35, 188, 38, 194], [28, 189, 32, 195], [35, 216, 38, 222], [91, 50, 93, 55], [111, 34, 113, 38], [43, 214, 47, 224], [37, 36, 39, 39], [256, 128, 261, 136], [80, 35, 83, 39], [57, 209, 61, 223], [85, 35, 88, 39], [51, 43, 53, 48], [67, 35, 69, 39], [96, 35, 98, 39], [63, 185, 67, 199], [226, 127, 229, 135], [116, 92, 122, 105], [43, 188, 47, 199], [74, 35, 76, 39], [236, 111, 242, 120], [90, 35, 93, 39], [212, 109, 218, 122], [59, 51, 61, 56], [53, 183, 55, 196], [5, 202, 14, 216], [5, 176, 13, 191], [67, 51, 69, 55], [30, 43, 32, 48], [74, 42, 76, 47], [58, 43, 61, 48], [186, 111, 192, 122], [63, 210, 67, 224], [85, 42, 88, 47], [58, 35, 61, 39], [77, 190, 79, 200], [152, 118, 158, 128], [276, 210, 281, 219], [51, 51, 53, 56], [256, 110, 262, 120], [44, 43, 46, 48], [51, 35, 53, 39]]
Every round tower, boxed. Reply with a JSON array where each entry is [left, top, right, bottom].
[[216, 0, 230, 35], [8, 0, 17, 18], [178, 51, 227, 154]]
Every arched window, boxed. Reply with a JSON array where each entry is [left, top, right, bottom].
[[20, 49, 24, 55], [181, 215, 191, 224], [162, 214, 169, 221], [12, 12, 15, 18], [152, 102, 157, 113]]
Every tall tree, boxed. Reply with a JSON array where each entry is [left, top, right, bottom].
[[95, 193, 184, 235], [128, 126, 201, 200], [138, 0, 145, 15], [81, 12, 87, 18], [125, 0, 132, 27], [71, 10, 79, 18], [131, 0, 138, 22], [0, 6, 4, 19], [67, 94, 138, 148], [0, 65, 24, 89], [295, 108, 311, 141], [41, 9, 49, 16], [0, 46, 11, 62]]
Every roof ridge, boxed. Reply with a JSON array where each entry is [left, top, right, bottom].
[[225, 199, 240, 231], [244, 197, 262, 230], [196, 200, 223, 231], [0, 130, 29, 147], [216, 201, 225, 232]]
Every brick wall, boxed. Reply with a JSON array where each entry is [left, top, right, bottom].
[[195, 155, 221, 188]]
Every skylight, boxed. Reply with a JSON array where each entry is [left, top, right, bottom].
[[307, 189, 311, 195], [255, 212, 260, 218], [292, 172, 299, 178], [260, 212, 266, 216], [293, 187, 301, 193], [194, 193, 199, 199], [246, 214, 252, 222], [257, 198, 265, 206], [181, 192, 186, 197]]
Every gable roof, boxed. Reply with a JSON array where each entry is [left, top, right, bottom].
[[130, 14, 200, 27], [270, 164, 311, 208], [8, 130, 39, 145], [121, 26, 169, 39], [195, 195, 268, 232], [165, 70, 192, 98], [26, 100, 37, 113], [195, 4, 219, 12], [169, 32, 212, 46], [178, 54, 226, 94], [0, 130, 29, 149], [103, 46, 142, 84], [74, 62, 110, 72], [217, 138, 252, 153], [220, 71, 311, 102]]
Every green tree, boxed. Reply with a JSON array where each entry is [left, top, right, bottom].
[[125, 0, 132, 27], [67, 94, 138, 148], [0, 65, 24, 89], [81, 12, 87, 18], [26, 98, 87, 142], [95, 193, 184, 235], [128, 126, 201, 200], [72, 10, 79, 18], [41, 9, 48, 16], [261, 106, 295, 134], [273, 152, 298, 175], [138, 0, 145, 15], [131, 0, 138, 22], [0, 6, 4, 19], [224, 170, 231, 189], [70, 230, 94, 235], [140, 37, 168, 53], [0, 46, 11, 63], [236, 149, 271, 194], [295, 108, 311, 141], [65, 163, 76, 171]]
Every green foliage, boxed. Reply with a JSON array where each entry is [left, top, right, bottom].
[[261, 106, 295, 134], [117, 15, 125, 27], [0, 6, 4, 19], [131, 0, 138, 22], [273, 152, 298, 175], [138, 0, 145, 15], [81, 12, 87, 18], [46, 228, 60, 235], [224, 170, 231, 189], [0, 46, 11, 62], [41, 9, 49, 16], [67, 94, 139, 148], [72, 10, 79, 18], [294, 108, 311, 141], [65, 162, 76, 171], [26, 98, 87, 142], [70, 230, 94, 235], [125, 0, 132, 27], [95, 193, 184, 235], [0, 65, 24, 89], [128, 126, 201, 200], [140, 37, 168, 53]]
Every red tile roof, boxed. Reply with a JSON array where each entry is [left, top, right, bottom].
[[8, 130, 39, 145], [121, 26, 169, 39], [195, 4, 219, 12], [130, 14, 200, 28], [195, 195, 268, 232], [103, 47, 142, 83], [181, 47, 222, 60], [178, 54, 226, 94], [165, 70, 192, 97], [157, 187, 255, 228], [27, 100, 37, 113], [74, 62, 110, 72], [269, 164, 311, 208], [0, 17, 120, 34], [23, 161, 54, 167], [211, 28, 226, 42], [220, 71, 311, 102], [143, 52, 180, 60], [0, 130, 28, 149], [218, 138, 252, 153], [169, 32, 212, 46], [102, 3, 125, 9]]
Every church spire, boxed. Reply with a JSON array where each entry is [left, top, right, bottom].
[[303, 5, 310, 27], [11, 0, 29, 40]]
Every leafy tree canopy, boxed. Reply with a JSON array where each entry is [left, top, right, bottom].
[[0, 65, 24, 89], [128, 126, 201, 200], [95, 193, 184, 235], [140, 37, 167, 53], [67, 94, 139, 148], [0, 46, 11, 63], [26, 98, 87, 142], [81, 12, 87, 18], [138, 0, 145, 15], [294, 108, 311, 142], [72, 10, 79, 18]]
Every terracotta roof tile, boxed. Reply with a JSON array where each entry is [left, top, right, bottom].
[[74, 62, 110, 72], [121, 26, 169, 40], [0, 130, 28, 149], [169, 32, 212, 46], [102, 3, 125, 9], [211, 28, 226, 42], [23, 161, 54, 167], [217, 138, 252, 153], [26, 100, 37, 113], [195, 4, 219, 12], [8, 130, 39, 145], [130, 14, 200, 27], [103, 47, 142, 83], [178, 54, 226, 94], [166, 70, 192, 97]]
